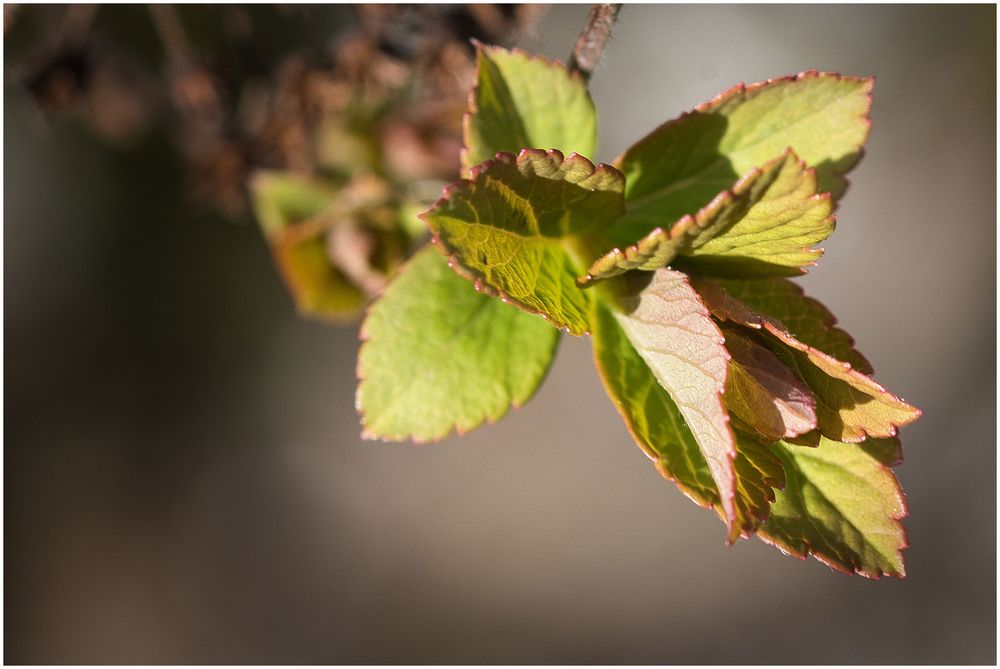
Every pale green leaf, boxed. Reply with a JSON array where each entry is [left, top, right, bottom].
[[724, 328, 817, 441], [613, 72, 872, 239], [462, 43, 597, 173], [759, 436, 908, 578], [423, 149, 626, 335], [357, 245, 559, 442], [607, 270, 738, 537], [694, 278, 921, 442]]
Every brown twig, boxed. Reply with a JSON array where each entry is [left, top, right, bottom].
[[148, 5, 195, 70], [59, 4, 99, 47], [568, 3, 622, 81]]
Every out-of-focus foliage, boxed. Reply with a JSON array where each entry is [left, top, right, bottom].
[[6, 4, 548, 319]]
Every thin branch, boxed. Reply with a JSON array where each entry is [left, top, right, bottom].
[[568, 3, 622, 81], [58, 4, 98, 48], [148, 5, 195, 70]]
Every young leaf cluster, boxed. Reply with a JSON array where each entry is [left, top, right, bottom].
[[356, 44, 921, 578], [251, 171, 414, 321]]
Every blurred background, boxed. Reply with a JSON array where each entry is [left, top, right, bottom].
[[4, 4, 995, 663]]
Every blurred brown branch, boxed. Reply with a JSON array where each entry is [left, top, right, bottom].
[[6, 4, 548, 219]]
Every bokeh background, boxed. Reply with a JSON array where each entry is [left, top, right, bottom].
[[5, 4, 996, 663]]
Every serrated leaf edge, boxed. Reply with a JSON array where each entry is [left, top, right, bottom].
[[579, 158, 766, 284], [757, 443, 909, 579], [685, 150, 836, 275]]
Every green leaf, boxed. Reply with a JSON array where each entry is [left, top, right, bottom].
[[694, 278, 921, 442], [582, 149, 831, 283], [613, 72, 872, 239], [724, 328, 817, 441], [759, 436, 908, 578], [422, 149, 626, 335], [606, 270, 739, 538], [250, 170, 365, 321], [462, 43, 597, 173], [357, 245, 559, 442]]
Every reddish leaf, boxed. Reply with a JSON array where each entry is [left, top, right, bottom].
[[694, 278, 920, 442]]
